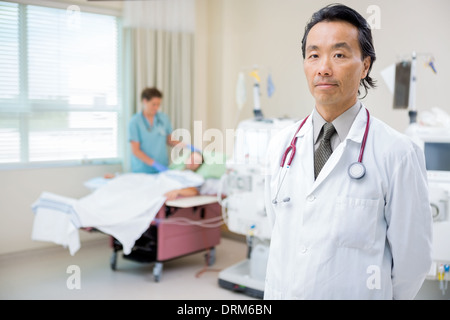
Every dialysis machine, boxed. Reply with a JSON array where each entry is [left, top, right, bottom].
[[406, 123, 450, 295], [217, 117, 296, 299], [395, 52, 449, 295]]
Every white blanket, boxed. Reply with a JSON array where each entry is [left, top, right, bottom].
[[31, 192, 80, 255], [32, 171, 204, 255]]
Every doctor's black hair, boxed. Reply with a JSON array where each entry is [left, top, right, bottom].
[[301, 3, 377, 98]]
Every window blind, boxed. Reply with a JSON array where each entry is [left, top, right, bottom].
[[0, 1, 121, 166], [0, 2, 20, 163], [0, 1, 19, 102]]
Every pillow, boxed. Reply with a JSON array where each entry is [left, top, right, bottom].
[[169, 151, 189, 171], [169, 150, 227, 179]]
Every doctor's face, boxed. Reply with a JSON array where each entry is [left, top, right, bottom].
[[142, 97, 161, 117], [303, 20, 370, 113]]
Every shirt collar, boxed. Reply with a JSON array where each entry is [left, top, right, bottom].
[[141, 111, 160, 130], [313, 100, 362, 144]]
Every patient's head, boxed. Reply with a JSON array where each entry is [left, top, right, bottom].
[[184, 152, 203, 171]]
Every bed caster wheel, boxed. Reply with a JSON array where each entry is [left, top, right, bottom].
[[110, 251, 118, 271], [153, 262, 163, 282], [206, 248, 216, 266]]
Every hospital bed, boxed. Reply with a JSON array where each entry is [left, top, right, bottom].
[[32, 160, 227, 282], [108, 195, 222, 282]]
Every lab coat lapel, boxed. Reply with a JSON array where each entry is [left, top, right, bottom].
[[310, 142, 345, 191], [293, 115, 315, 192], [309, 106, 367, 193]]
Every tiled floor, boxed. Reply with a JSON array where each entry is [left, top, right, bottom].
[[0, 236, 257, 300]]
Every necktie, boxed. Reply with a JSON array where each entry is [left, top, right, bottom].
[[314, 122, 336, 179]]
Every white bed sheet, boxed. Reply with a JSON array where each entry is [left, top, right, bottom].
[[32, 171, 204, 255]]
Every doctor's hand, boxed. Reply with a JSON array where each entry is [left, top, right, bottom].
[[152, 161, 168, 173], [164, 190, 180, 201]]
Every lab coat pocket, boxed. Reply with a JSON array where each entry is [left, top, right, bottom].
[[333, 196, 380, 250]]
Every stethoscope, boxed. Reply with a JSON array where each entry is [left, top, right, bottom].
[[141, 112, 165, 135], [272, 108, 370, 205]]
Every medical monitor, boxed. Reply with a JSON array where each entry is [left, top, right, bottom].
[[406, 124, 450, 182], [424, 142, 450, 172], [420, 135, 450, 182]]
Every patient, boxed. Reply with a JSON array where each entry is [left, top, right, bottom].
[[103, 151, 205, 200], [163, 151, 204, 200]]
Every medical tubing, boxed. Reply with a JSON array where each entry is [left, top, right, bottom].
[[162, 216, 223, 224], [280, 116, 309, 167], [221, 199, 228, 225], [157, 216, 224, 228], [187, 144, 201, 153], [195, 227, 222, 278], [162, 221, 224, 228], [217, 174, 227, 206], [159, 216, 223, 223], [358, 108, 370, 163], [273, 166, 289, 203], [217, 174, 230, 225], [160, 221, 224, 228]]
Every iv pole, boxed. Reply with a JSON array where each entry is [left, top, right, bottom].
[[406, 51, 437, 124], [408, 52, 418, 124], [238, 64, 268, 121]]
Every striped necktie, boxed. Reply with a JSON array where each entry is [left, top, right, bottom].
[[314, 122, 336, 179]]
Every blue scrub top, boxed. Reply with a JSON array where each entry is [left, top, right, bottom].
[[128, 111, 173, 174]]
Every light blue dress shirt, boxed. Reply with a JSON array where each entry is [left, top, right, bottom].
[[128, 111, 173, 174]]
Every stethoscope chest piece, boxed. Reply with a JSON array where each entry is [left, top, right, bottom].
[[348, 162, 366, 179]]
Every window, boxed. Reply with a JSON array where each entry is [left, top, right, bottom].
[[0, 1, 122, 167]]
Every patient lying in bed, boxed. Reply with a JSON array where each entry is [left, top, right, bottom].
[[163, 151, 203, 200], [102, 151, 204, 201]]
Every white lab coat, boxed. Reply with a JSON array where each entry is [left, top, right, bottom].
[[264, 105, 433, 300]]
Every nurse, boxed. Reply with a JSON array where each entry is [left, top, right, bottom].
[[129, 87, 189, 174], [264, 4, 432, 300]]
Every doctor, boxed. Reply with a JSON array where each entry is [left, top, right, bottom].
[[264, 4, 432, 300]]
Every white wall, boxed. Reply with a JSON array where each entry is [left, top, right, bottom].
[[199, 0, 450, 156]]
